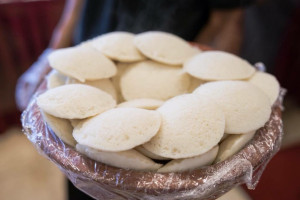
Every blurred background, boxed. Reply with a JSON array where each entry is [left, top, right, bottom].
[[0, 0, 299, 199]]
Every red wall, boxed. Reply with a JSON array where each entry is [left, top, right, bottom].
[[0, 0, 64, 133]]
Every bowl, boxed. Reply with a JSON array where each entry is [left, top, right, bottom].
[[21, 44, 284, 200]]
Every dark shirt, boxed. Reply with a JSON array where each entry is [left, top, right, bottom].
[[69, 1, 252, 200], [74, 0, 250, 44]]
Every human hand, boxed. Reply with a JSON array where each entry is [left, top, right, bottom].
[[15, 49, 53, 111]]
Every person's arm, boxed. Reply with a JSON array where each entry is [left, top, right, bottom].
[[15, 0, 84, 111], [195, 8, 244, 55], [50, 0, 84, 49]]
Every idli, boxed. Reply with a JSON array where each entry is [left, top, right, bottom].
[[215, 131, 256, 163], [135, 146, 169, 160], [184, 51, 255, 81], [73, 108, 161, 151], [120, 61, 190, 101], [143, 94, 225, 159], [46, 70, 67, 89], [194, 81, 271, 133], [92, 32, 145, 62], [76, 144, 162, 171], [41, 110, 76, 147], [66, 77, 117, 100], [48, 46, 117, 82], [157, 146, 219, 173], [134, 31, 196, 65], [37, 84, 116, 119], [248, 71, 280, 105]]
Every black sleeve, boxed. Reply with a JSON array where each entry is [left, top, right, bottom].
[[209, 0, 254, 9]]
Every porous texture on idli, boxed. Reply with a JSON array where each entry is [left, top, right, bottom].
[[194, 81, 271, 134], [184, 51, 255, 81], [73, 108, 161, 152], [117, 98, 164, 110], [46, 70, 67, 89], [248, 71, 280, 105], [120, 61, 190, 101], [143, 94, 225, 159], [66, 77, 117, 100], [92, 32, 145, 62], [41, 110, 76, 147], [76, 144, 162, 171], [157, 146, 219, 173], [48, 46, 117, 82], [215, 131, 256, 163], [135, 146, 169, 160], [134, 31, 196, 65], [37, 84, 116, 119]]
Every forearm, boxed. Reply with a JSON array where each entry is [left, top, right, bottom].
[[195, 9, 244, 54], [40, 0, 84, 79], [49, 0, 84, 49], [15, 0, 84, 110]]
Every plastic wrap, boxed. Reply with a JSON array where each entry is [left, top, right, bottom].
[[21, 78, 285, 200]]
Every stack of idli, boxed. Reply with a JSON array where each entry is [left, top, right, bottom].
[[36, 31, 280, 172]]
